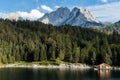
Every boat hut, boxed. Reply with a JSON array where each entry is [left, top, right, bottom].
[[95, 63, 111, 70]]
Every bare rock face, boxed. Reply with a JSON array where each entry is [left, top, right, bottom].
[[80, 8, 100, 23], [38, 7, 103, 27], [39, 7, 70, 26]]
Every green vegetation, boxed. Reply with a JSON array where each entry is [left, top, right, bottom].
[[0, 19, 120, 66], [104, 20, 120, 33]]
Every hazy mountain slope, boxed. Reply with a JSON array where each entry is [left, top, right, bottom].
[[104, 21, 120, 33]]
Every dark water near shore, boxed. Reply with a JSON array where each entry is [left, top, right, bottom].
[[0, 68, 120, 80]]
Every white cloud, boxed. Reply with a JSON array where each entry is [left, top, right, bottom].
[[101, 0, 108, 3], [17, 9, 44, 20], [87, 1, 120, 22], [0, 13, 7, 19], [6, 13, 20, 20], [1, 9, 44, 20], [41, 5, 53, 12], [55, 6, 60, 9]]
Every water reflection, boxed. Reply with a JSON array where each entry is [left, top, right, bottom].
[[0, 68, 98, 80], [98, 69, 111, 80], [0, 68, 119, 80]]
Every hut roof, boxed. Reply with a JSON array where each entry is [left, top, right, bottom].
[[98, 63, 111, 67]]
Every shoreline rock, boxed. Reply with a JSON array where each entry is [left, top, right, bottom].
[[112, 67, 120, 70], [0, 63, 120, 70], [0, 63, 91, 69]]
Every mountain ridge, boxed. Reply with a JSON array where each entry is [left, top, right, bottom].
[[103, 20, 120, 33], [38, 7, 103, 27]]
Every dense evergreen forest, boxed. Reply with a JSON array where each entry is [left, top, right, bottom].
[[0, 19, 120, 66]]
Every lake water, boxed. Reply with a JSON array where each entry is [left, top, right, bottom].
[[0, 68, 120, 80]]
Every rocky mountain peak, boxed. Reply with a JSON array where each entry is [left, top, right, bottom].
[[38, 7, 102, 27], [72, 7, 80, 12], [80, 8, 100, 23], [56, 7, 70, 12]]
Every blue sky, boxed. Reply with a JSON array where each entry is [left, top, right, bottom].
[[0, 0, 120, 22]]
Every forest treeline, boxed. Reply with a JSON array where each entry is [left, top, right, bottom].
[[0, 19, 120, 66]]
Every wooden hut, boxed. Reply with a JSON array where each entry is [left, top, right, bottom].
[[95, 63, 111, 70]]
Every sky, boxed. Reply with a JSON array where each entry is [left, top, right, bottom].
[[0, 0, 120, 22]]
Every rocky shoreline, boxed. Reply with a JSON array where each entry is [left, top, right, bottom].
[[0, 63, 91, 69], [0, 63, 120, 70], [112, 67, 120, 70]]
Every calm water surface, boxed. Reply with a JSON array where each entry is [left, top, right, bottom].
[[0, 68, 120, 80]]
